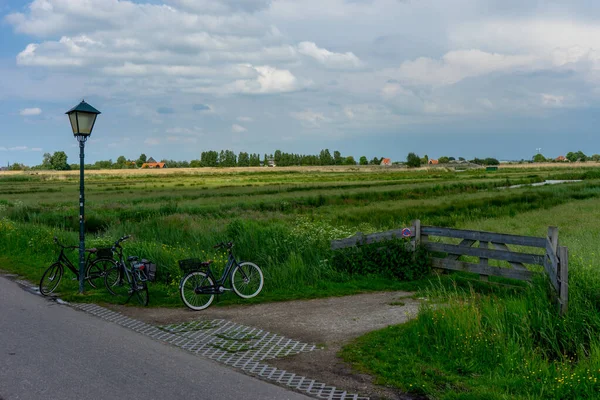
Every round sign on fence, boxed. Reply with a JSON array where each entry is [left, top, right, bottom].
[[401, 227, 412, 237]]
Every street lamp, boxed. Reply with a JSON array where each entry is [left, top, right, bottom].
[[66, 100, 101, 294]]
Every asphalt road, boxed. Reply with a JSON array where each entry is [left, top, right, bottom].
[[0, 277, 311, 400]]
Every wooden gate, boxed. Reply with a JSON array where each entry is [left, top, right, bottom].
[[331, 220, 569, 315]]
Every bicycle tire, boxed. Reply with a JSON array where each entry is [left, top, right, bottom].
[[179, 271, 215, 311], [86, 258, 118, 289], [39, 263, 63, 296], [104, 266, 129, 298], [135, 281, 149, 306], [231, 262, 264, 299]]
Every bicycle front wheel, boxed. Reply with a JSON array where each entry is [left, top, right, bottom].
[[86, 258, 117, 289], [104, 266, 129, 298], [40, 263, 63, 296], [231, 262, 263, 299], [180, 271, 215, 311], [135, 281, 149, 306]]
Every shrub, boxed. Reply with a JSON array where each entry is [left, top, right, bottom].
[[332, 238, 431, 281]]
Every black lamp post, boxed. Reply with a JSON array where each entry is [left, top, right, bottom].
[[65, 100, 101, 294]]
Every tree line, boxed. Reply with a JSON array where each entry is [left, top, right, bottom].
[[5, 148, 597, 171]]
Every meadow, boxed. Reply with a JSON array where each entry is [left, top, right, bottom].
[[1, 164, 600, 399]]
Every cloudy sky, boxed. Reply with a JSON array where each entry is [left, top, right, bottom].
[[1, 0, 600, 166]]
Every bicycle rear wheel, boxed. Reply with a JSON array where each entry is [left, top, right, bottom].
[[179, 271, 215, 311], [231, 262, 263, 299], [104, 266, 130, 298], [86, 258, 117, 289], [39, 263, 63, 296], [135, 281, 149, 306]]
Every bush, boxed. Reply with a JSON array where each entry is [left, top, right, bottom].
[[332, 239, 430, 281]]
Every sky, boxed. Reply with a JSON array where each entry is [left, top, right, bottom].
[[1, 0, 600, 166]]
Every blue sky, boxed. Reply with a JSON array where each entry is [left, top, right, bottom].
[[1, 0, 600, 166]]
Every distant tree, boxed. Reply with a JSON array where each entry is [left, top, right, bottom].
[[458, 157, 465, 161], [274, 150, 282, 165], [533, 153, 546, 163], [136, 153, 147, 167], [319, 149, 333, 165], [9, 163, 27, 171], [448, 157, 456, 161], [200, 151, 218, 167], [406, 152, 421, 168], [438, 156, 450, 164], [359, 156, 368, 165], [421, 154, 429, 164], [369, 157, 380, 165], [333, 150, 342, 165], [238, 152, 250, 167], [42, 153, 52, 169], [343, 156, 356, 165], [484, 158, 500, 165], [592, 154, 600, 162], [566, 151, 588, 162], [94, 159, 113, 169], [116, 155, 127, 168], [189, 159, 202, 168], [50, 151, 70, 170], [249, 153, 260, 166]]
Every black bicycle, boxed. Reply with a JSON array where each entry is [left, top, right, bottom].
[[178, 242, 263, 311], [39, 237, 116, 296], [104, 235, 156, 306]]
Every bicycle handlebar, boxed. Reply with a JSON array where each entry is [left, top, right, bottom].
[[53, 236, 78, 250], [111, 235, 131, 250]]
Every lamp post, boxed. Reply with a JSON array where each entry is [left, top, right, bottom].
[[65, 100, 101, 294]]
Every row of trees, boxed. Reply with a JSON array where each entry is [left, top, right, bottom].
[[10, 149, 599, 171], [533, 151, 600, 163]]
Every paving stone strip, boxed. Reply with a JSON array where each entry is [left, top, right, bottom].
[[73, 303, 369, 400]]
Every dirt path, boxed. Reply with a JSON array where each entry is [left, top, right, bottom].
[[108, 291, 424, 400]]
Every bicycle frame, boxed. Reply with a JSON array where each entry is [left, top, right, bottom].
[[56, 244, 96, 278], [200, 252, 239, 294], [111, 240, 147, 290]]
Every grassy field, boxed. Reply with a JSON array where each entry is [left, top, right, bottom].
[[1, 164, 600, 398]]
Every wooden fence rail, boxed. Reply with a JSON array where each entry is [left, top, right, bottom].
[[331, 219, 569, 315]]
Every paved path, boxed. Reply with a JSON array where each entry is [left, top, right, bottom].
[[0, 277, 310, 400]]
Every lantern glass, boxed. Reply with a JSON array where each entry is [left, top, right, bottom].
[[76, 112, 97, 135], [69, 113, 78, 134]]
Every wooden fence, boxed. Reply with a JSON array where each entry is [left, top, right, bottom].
[[331, 220, 569, 315]]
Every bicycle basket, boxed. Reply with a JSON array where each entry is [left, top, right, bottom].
[[178, 258, 204, 273], [140, 259, 157, 282], [96, 248, 114, 259]]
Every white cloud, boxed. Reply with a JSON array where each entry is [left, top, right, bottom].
[[237, 116, 253, 122], [144, 138, 160, 146], [232, 124, 247, 132], [290, 110, 329, 127], [541, 94, 565, 107], [395, 49, 538, 86], [204, 65, 300, 94], [19, 107, 42, 116], [297, 41, 362, 69]]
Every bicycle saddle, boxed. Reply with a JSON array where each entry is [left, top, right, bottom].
[[127, 256, 139, 262]]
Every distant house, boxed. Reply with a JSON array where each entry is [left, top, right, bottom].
[[555, 156, 567, 162], [267, 158, 276, 167], [380, 158, 392, 166], [141, 157, 167, 168], [428, 159, 439, 165]]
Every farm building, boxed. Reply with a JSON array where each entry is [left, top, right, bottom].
[[555, 156, 567, 162], [380, 158, 392, 166], [141, 157, 167, 168], [428, 159, 439, 165]]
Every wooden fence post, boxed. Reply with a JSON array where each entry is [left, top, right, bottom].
[[411, 219, 421, 251], [558, 246, 569, 316], [479, 241, 489, 281]]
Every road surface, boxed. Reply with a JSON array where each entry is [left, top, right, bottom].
[[0, 277, 311, 400]]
